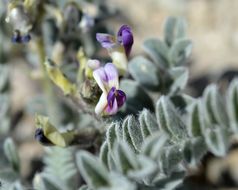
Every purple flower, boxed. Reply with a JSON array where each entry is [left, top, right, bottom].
[[93, 63, 126, 115], [96, 25, 133, 57]]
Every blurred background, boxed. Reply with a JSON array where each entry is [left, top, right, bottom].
[[1, 0, 238, 184]]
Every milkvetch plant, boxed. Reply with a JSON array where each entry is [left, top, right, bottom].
[[2, 0, 238, 189]]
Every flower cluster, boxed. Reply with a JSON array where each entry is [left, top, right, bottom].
[[96, 25, 133, 75], [90, 61, 126, 115]]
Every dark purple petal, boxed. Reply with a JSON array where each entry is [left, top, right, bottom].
[[21, 34, 31, 43], [107, 87, 116, 108], [105, 98, 118, 115], [96, 33, 116, 49], [116, 89, 126, 107], [117, 25, 133, 57], [11, 30, 21, 43]]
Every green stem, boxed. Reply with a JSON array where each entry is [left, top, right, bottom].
[[35, 38, 61, 126]]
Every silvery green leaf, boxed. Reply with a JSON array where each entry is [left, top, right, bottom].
[[142, 133, 168, 160], [76, 151, 110, 189], [138, 109, 159, 140], [113, 141, 139, 175], [142, 38, 169, 68], [78, 185, 91, 190], [169, 67, 189, 94], [106, 123, 118, 153], [187, 100, 204, 137], [128, 155, 157, 181], [10, 181, 24, 190], [0, 94, 10, 118], [169, 39, 192, 66], [122, 115, 143, 151], [0, 117, 10, 135], [203, 84, 229, 126], [156, 96, 188, 142], [226, 78, 238, 131], [183, 137, 207, 165], [3, 138, 20, 173], [99, 172, 137, 190], [100, 142, 109, 168], [164, 17, 187, 46], [128, 56, 160, 91], [159, 145, 184, 174], [0, 168, 18, 182], [0, 65, 9, 91], [204, 127, 228, 156], [120, 79, 154, 114]]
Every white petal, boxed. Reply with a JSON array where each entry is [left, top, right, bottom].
[[104, 63, 119, 89], [110, 50, 128, 77], [95, 93, 108, 115], [93, 67, 107, 93]]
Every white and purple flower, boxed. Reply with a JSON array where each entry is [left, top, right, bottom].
[[96, 25, 133, 75], [93, 62, 126, 115]]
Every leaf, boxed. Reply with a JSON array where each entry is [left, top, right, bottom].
[[164, 17, 187, 47], [226, 78, 238, 131], [3, 138, 20, 173], [187, 100, 204, 137], [99, 142, 109, 169], [128, 56, 160, 91], [169, 39, 192, 66], [159, 145, 184, 174], [204, 127, 229, 156], [43, 147, 77, 190], [142, 38, 169, 68], [156, 96, 188, 142], [169, 66, 189, 94], [120, 79, 154, 114], [76, 151, 110, 189], [106, 123, 118, 153], [128, 155, 157, 181], [113, 141, 139, 174], [138, 109, 159, 140], [122, 115, 143, 152], [203, 84, 229, 126], [183, 137, 207, 165], [141, 133, 168, 160], [0, 94, 10, 118]]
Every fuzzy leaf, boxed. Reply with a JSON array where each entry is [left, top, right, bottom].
[[156, 96, 188, 142], [138, 109, 159, 140], [159, 145, 184, 174], [128, 56, 160, 91], [122, 115, 143, 151], [203, 84, 229, 126], [3, 138, 20, 173], [76, 151, 110, 189], [0, 94, 10, 118], [169, 39, 192, 66], [187, 101, 204, 137], [164, 17, 187, 46], [128, 155, 157, 181], [106, 123, 118, 153], [100, 142, 109, 169], [142, 38, 169, 68], [204, 127, 228, 156], [113, 141, 139, 174], [226, 78, 238, 131], [0, 65, 9, 91], [169, 66, 189, 94], [142, 133, 168, 160], [183, 137, 207, 165]]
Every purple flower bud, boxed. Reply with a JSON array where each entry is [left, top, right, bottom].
[[117, 25, 133, 57]]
